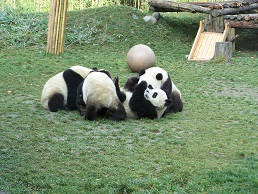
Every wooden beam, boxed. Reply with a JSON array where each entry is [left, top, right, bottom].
[[187, 0, 258, 7], [148, 0, 211, 14], [211, 3, 258, 17], [225, 20, 258, 28], [224, 14, 258, 21], [188, 21, 204, 60]]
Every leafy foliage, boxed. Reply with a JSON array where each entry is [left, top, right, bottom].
[[0, 7, 48, 48]]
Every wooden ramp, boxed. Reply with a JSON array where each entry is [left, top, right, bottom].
[[188, 21, 229, 61]]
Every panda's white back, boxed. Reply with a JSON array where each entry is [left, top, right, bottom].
[[82, 72, 118, 109], [41, 72, 68, 109], [70, 66, 92, 78]]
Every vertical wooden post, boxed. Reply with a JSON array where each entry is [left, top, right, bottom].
[[214, 42, 233, 62], [46, 0, 68, 54], [205, 14, 224, 33], [227, 28, 236, 52]]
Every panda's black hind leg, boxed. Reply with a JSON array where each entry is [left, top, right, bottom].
[[48, 93, 66, 112], [168, 92, 183, 113]]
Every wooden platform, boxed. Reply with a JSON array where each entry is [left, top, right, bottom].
[[188, 21, 229, 61]]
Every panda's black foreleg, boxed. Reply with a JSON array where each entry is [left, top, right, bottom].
[[129, 81, 147, 114], [129, 81, 157, 119], [84, 104, 97, 121], [109, 102, 126, 122], [76, 82, 86, 116], [123, 76, 139, 92], [114, 76, 126, 102]]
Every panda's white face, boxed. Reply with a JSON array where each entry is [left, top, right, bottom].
[[138, 67, 169, 90], [144, 88, 168, 108], [139, 75, 162, 89]]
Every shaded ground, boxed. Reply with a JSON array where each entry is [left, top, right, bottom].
[[236, 29, 258, 51]]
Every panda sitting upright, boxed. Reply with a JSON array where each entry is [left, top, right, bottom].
[[41, 66, 94, 112], [138, 67, 183, 113], [115, 76, 172, 119]]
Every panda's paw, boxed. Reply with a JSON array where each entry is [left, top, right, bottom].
[[138, 80, 147, 89], [123, 76, 139, 92]]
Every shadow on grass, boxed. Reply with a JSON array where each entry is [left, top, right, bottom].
[[236, 29, 258, 51]]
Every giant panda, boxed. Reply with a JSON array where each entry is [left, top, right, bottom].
[[76, 70, 126, 121], [138, 67, 183, 113], [41, 65, 94, 112], [114, 76, 172, 119]]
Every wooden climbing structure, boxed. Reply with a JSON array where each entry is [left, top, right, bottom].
[[188, 21, 229, 61], [148, 0, 258, 29], [148, 0, 258, 60]]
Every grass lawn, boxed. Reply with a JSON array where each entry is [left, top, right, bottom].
[[0, 5, 258, 193]]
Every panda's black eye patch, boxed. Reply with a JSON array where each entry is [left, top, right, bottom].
[[148, 85, 153, 89], [152, 92, 158, 98]]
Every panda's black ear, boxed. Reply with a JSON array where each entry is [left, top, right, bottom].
[[139, 69, 146, 76], [91, 67, 98, 71], [100, 70, 112, 78], [164, 99, 172, 107], [156, 73, 163, 81]]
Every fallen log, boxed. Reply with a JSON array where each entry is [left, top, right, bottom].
[[176, 0, 258, 8], [148, 0, 211, 14], [212, 3, 258, 17], [225, 19, 258, 28], [224, 14, 258, 21]]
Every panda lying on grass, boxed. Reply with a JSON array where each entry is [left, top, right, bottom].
[[41, 66, 94, 112], [139, 67, 183, 113], [76, 69, 126, 121], [115, 76, 172, 119], [41, 65, 182, 121], [129, 67, 183, 114]]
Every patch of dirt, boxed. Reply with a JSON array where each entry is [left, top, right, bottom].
[[214, 85, 258, 100]]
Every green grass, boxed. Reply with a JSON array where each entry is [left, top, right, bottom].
[[1, 5, 258, 193]]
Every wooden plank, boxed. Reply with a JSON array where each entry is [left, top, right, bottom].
[[188, 25, 228, 61], [188, 21, 204, 60]]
